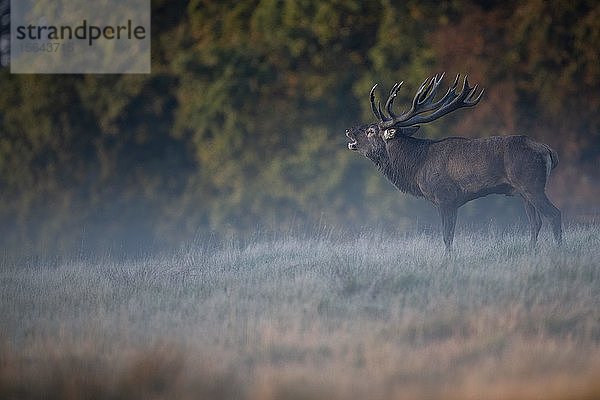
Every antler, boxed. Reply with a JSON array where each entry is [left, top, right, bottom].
[[371, 74, 484, 129]]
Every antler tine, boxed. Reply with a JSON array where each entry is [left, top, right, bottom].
[[385, 82, 403, 118], [420, 73, 446, 106], [436, 71, 446, 84], [377, 101, 386, 122], [384, 82, 399, 113], [461, 75, 471, 98], [452, 73, 460, 89], [417, 78, 433, 105], [468, 87, 485, 104], [416, 76, 435, 104], [369, 84, 382, 122], [413, 77, 431, 105], [466, 83, 478, 100]]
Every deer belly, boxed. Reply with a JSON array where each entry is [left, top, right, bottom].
[[453, 169, 509, 195], [470, 183, 515, 199]]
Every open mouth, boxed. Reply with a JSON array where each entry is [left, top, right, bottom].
[[346, 131, 358, 150]]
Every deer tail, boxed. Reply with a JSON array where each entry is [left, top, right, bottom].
[[543, 144, 559, 170], [541, 144, 558, 183]]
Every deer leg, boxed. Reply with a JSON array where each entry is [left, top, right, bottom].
[[526, 193, 562, 244], [439, 206, 457, 253], [523, 199, 542, 248]]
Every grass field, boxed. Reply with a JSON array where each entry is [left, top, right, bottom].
[[1, 225, 599, 399]]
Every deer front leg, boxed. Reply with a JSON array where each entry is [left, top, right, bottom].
[[439, 205, 457, 253]]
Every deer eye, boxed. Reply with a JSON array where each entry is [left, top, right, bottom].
[[367, 127, 377, 137]]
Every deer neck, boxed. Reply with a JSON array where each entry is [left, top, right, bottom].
[[378, 136, 428, 197]]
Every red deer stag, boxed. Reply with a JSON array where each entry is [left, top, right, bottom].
[[345, 74, 562, 251]]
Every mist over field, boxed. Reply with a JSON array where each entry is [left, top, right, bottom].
[[2, 225, 600, 399]]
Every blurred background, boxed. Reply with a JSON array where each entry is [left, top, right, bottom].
[[0, 0, 599, 256]]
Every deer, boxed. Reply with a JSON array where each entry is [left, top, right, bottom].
[[345, 73, 562, 252]]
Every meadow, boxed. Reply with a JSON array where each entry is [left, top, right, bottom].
[[1, 225, 599, 399]]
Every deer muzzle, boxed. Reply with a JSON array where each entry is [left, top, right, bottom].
[[346, 130, 358, 150]]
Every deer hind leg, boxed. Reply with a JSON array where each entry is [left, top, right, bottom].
[[439, 206, 457, 253], [523, 199, 542, 248], [525, 192, 562, 244]]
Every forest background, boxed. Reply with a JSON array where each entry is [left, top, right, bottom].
[[1, 0, 599, 255]]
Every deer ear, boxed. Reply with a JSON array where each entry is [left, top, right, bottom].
[[383, 128, 396, 140], [384, 126, 420, 140], [401, 126, 420, 136]]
